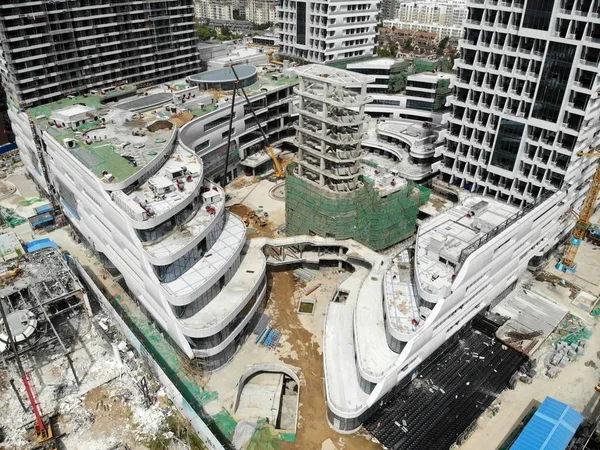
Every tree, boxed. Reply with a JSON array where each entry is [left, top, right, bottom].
[[402, 38, 413, 51], [436, 36, 450, 56], [377, 47, 392, 58], [221, 26, 231, 37], [197, 23, 216, 41], [389, 41, 399, 56]]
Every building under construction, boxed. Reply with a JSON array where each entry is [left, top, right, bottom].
[[286, 65, 430, 250]]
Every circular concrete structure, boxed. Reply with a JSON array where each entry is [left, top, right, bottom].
[[0, 309, 38, 353], [188, 65, 258, 92]]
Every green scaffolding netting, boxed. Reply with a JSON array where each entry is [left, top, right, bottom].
[[285, 171, 430, 251]]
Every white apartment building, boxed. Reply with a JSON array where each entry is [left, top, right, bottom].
[[383, 20, 465, 39], [246, 0, 278, 24], [8, 67, 297, 370], [195, 0, 234, 20], [0, 1, 200, 109], [396, 0, 467, 27], [277, 0, 379, 63], [383, 0, 467, 39], [439, 0, 600, 211]]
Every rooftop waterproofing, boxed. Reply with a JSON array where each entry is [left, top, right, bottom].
[[25, 68, 297, 185], [416, 197, 519, 297]]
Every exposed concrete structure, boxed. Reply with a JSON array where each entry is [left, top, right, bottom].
[[0, 245, 85, 356], [286, 65, 430, 250]]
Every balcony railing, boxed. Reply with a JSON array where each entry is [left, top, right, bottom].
[[457, 189, 555, 267]]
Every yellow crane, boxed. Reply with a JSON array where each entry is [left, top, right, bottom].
[[556, 147, 600, 273]]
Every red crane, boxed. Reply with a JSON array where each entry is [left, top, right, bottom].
[[0, 298, 54, 444]]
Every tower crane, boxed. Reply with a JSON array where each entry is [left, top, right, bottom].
[[556, 146, 600, 273]]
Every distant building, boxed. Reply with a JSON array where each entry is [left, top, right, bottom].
[[385, 0, 467, 39], [246, 0, 277, 25], [209, 19, 254, 35], [0, 0, 201, 109], [277, 0, 379, 63], [195, 0, 234, 20], [383, 21, 464, 39], [395, 0, 467, 27]]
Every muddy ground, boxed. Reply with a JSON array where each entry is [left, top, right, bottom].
[[267, 269, 380, 450]]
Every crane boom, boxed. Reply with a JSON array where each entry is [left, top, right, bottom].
[[558, 149, 600, 271]]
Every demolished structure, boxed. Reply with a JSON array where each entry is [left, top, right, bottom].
[[0, 242, 84, 360]]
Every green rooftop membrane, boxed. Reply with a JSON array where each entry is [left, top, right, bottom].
[[71, 143, 140, 182], [286, 169, 430, 251]]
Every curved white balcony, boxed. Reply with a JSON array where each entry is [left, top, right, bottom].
[[161, 212, 246, 306], [141, 183, 226, 266], [112, 145, 204, 230], [384, 264, 421, 342], [176, 244, 266, 339]]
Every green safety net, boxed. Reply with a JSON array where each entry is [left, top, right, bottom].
[[247, 421, 282, 450], [19, 197, 43, 206], [213, 409, 238, 441], [285, 169, 430, 251]]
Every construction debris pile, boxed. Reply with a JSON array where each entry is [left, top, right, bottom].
[[545, 314, 591, 378]]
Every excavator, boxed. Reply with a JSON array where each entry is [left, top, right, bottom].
[[0, 254, 23, 286], [266, 50, 284, 67], [556, 145, 600, 273]]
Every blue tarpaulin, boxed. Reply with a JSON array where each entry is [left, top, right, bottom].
[[34, 203, 53, 215], [25, 238, 58, 253], [511, 397, 583, 450]]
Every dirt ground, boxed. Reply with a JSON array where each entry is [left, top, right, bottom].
[[228, 203, 280, 239], [79, 384, 137, 447], [268, 270, 380, 450]]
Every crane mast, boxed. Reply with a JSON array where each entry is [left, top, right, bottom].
[[557, 148, 600, 273]]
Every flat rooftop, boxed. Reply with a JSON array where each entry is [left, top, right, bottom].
[[346, 57, 402, 70], [385, 260, 420, 335], [25, 81, 219, 185], [189, 65, 257, 83], [408, 72, 453, 83], [416, 196, 519, 296]]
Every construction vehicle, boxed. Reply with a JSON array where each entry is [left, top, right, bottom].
[[242, 211, 267, 227], [0, 299, 57, 449], [0, 254, 23, 286], [223, 65, 285, 181], [266, 50, 284, 66], [586, 224, 600, 246], [556, 147, 600, 273]]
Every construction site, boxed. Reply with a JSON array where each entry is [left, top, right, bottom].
[[0, 58, 599, 450]]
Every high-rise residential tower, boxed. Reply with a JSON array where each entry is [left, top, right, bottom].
[[277, 0, 380, 63], [439, 0, 600, 209], [0, 0, 201, 108]]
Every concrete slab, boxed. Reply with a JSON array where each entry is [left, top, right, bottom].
[[235, 372, 284, 424], [494, 290, 568, 336]]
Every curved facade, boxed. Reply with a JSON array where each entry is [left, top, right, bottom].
[[10, 82, 280, 370], [188, 65, 258, 91]]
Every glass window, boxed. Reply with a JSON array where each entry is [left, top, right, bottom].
[[297, 2, 306, 45], [532, 42, 576, 123], [491, 119, 524, 171], [523, 0, 554, 30]]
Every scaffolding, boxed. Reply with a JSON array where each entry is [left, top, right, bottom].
[[285, 171, 430, 250]]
